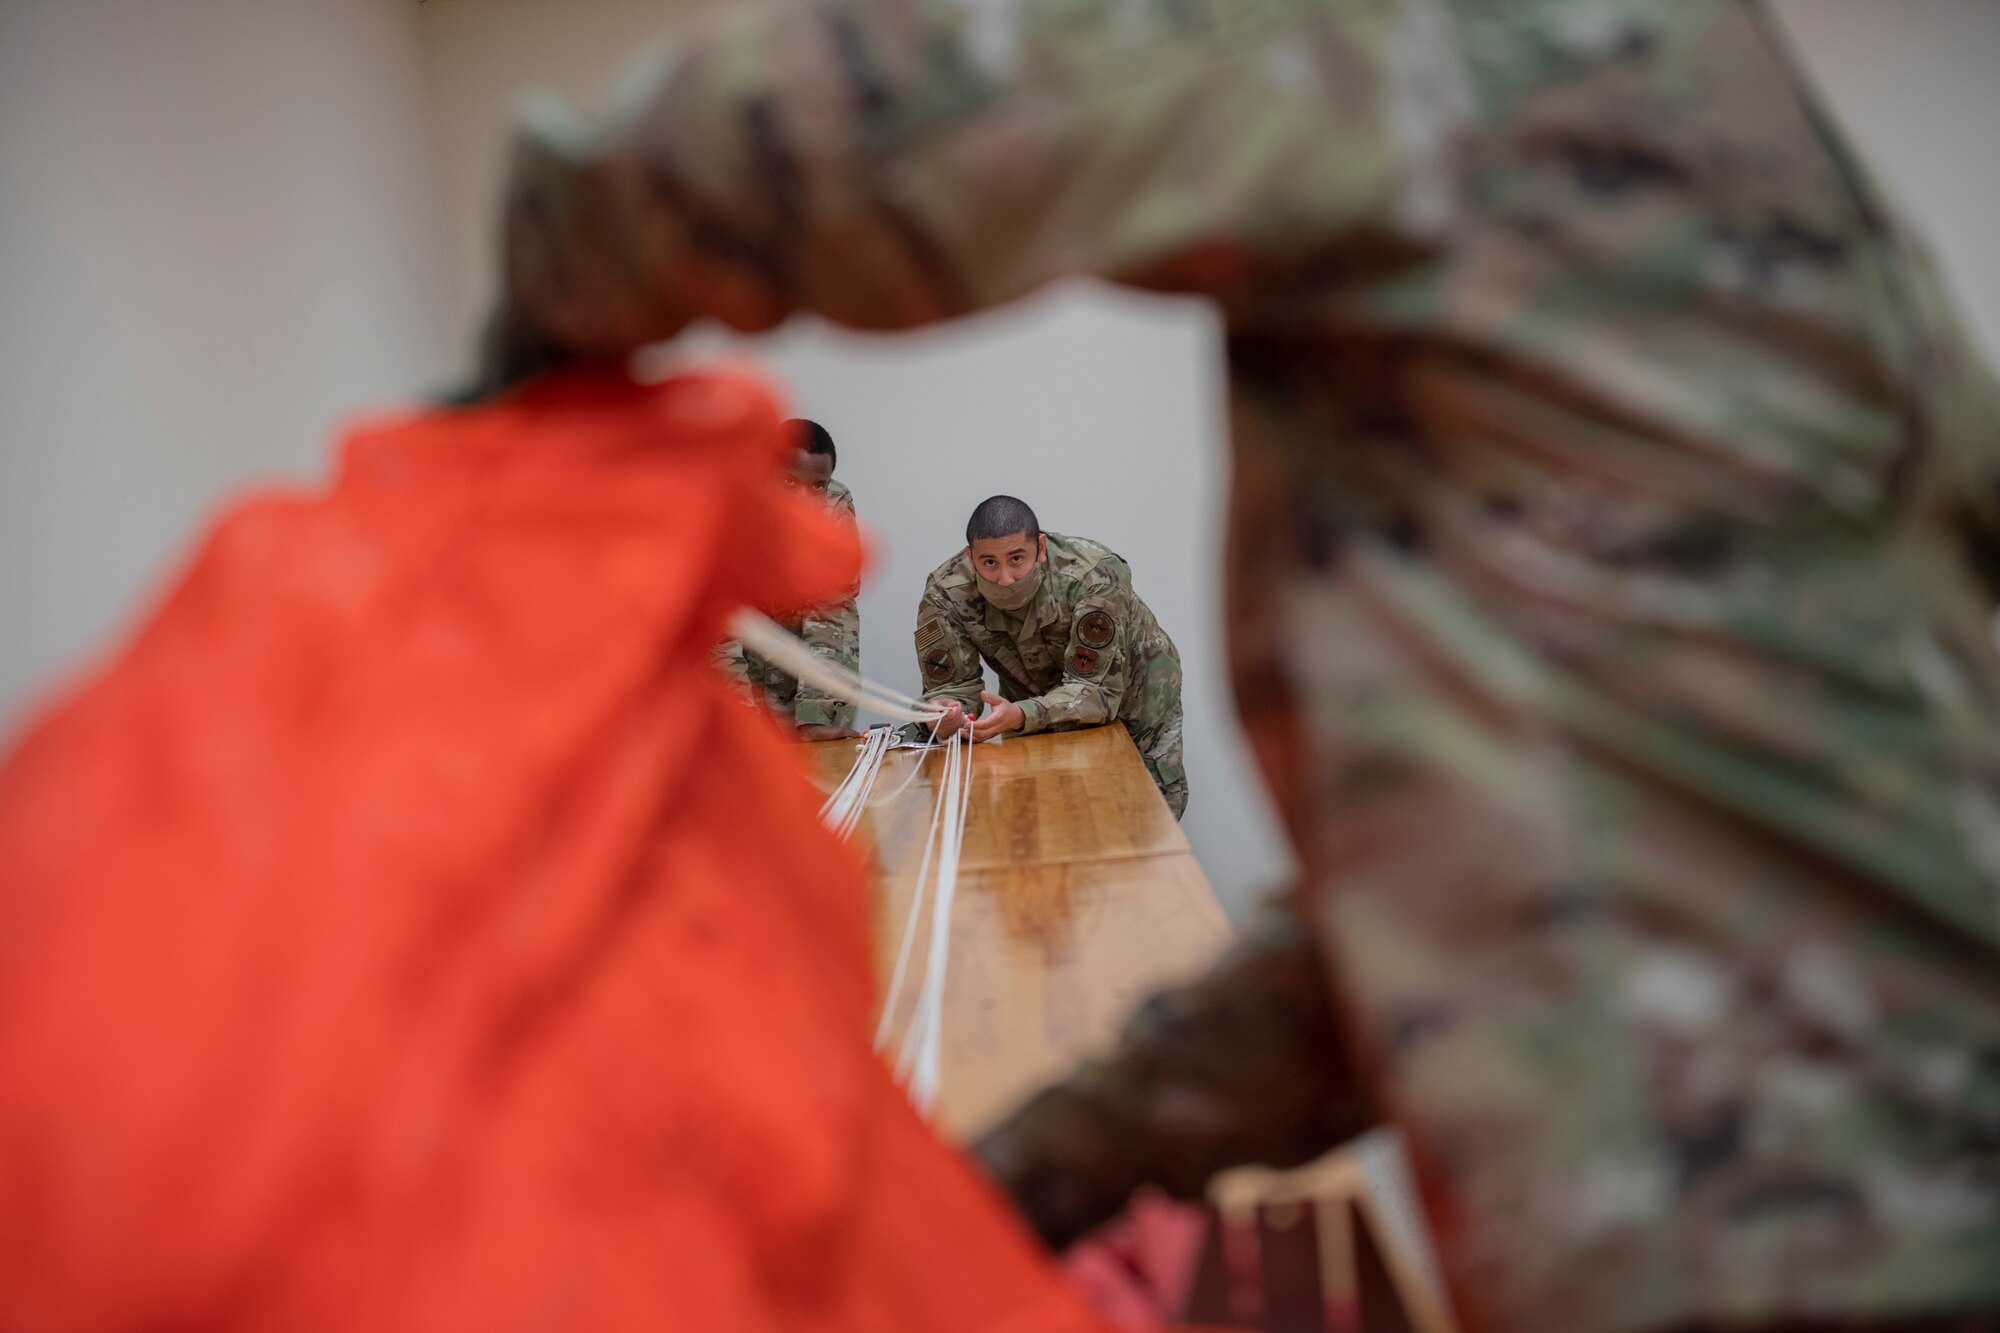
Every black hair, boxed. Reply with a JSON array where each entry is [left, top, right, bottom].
[[966, 495, 1041, 547], [788, 418, 835, 471]]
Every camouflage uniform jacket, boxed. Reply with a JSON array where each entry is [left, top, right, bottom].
[[717, 478, 860, 730], [487, 2, 2000, 1329], [914, 533, 1181, 750]]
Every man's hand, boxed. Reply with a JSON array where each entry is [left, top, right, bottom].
[[930, 701, 969, 740], [971, 903, 1364, 1251], [796, 724, 859, 743], [972, 691, 1025, 741]]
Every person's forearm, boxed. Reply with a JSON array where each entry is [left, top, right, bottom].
[[971, 899, 1373, 1250], [476, 0, 1403, 395], [1016, 682, 1117, 735], [793, 598, 859, 730]]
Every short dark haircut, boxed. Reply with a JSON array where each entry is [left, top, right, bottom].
[[788, 418, 835, 471], [966, 495, 1040, 547]]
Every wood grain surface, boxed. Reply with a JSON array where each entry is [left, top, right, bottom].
[[805, 725, 1232, 1139]]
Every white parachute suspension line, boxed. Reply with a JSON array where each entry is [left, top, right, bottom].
[[896, 728, 972, 1113], [819, 725, 894, 841], [731, 608, 943, 840], [842, 732, 893, 832], [726, 610, 973, 1113], [874, 735, 949, 1050], [905, 731, 972, 1110], [816, 730, 879, 820], [892, 734, 957, 1087], [865, 715, 945, 810], [729, 609, 936, 723]]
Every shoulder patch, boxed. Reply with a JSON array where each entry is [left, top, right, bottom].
[[1068, 645, 1102, 677], [918, 614, 956, 681], [1078, 610, 1115, 649]]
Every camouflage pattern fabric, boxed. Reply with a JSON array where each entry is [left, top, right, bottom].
[[973, 899, 1370, 1251], [481, 1, 2000, 1328], [717, 478, 861, 730], [913, 532, 1187, 816]]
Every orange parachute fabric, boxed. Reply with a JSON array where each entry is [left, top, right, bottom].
[[0, 368, 1109, 1333]]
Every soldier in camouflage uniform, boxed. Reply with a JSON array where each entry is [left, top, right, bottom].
[[910, 495, 1187, 817], [715, 418, 863, 739], [471, 1, 2000, 1329]]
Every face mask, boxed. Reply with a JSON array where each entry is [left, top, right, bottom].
[[975, 558, 1043, 611]]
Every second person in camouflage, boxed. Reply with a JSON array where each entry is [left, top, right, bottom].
[[715, 418, 863, 740]]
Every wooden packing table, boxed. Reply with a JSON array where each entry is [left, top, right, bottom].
[[807, 725, 1460, 1333], [805, 725, 1232, 1140]]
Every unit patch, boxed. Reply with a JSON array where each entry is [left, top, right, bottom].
[[1078, 610, 1115, 649]]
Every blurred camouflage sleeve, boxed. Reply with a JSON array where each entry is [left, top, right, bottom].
[[479, 0, 1421, 386], [1016, 596, 1127, 735], [792, 595, 860, 730], [971, 897, 1373, 1252], [791, 486, 861, 730]]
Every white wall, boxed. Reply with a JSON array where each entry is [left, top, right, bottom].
[[0, 0, 454, 713]]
